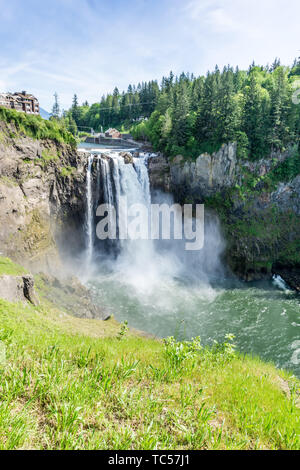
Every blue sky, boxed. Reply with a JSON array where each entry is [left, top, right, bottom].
[[0, 0, 299, 111]]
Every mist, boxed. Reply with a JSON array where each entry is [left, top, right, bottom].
[[80, 152, 226, 311]]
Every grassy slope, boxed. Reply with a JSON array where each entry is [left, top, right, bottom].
[[0, 257, 28, 276], [0, 106, 76, 147], [0, 258, 299, 450]]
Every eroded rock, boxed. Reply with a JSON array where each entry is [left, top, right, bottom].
[[0, 274, 39, 304], [0, 121, 87, 272], [170, 143, 238, 200], [38, 273, 110, 320], [120, 152, 133, 164], [23, 275, 39, 305]]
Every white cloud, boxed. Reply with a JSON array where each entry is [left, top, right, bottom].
[[1, 0, 300, 110], [184, 0, 217, 19], [206, 8, 240, 33]]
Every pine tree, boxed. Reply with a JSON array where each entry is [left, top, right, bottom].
[[268, 67, 291, 150], [243, 72, 270, 157], [216, 68, 241, 143], [71, 94, 80, 124], [172, 81, 191, 147], [195, 71, 219, 147]]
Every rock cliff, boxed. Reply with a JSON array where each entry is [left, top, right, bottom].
[[1, 121, 299, 289], [148, 143, 239, 198], [0, 120, 86, 272], [148, 144, 300, 286], [0, 274, 38, 304]]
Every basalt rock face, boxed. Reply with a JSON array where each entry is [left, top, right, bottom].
[[0, 121, 87, 273], [38, 273, 110, 320], [0, 274, 38, 305], [148, 144, 300, 286], [270, 175, 300, 216], [170, 143, 238, 200], [148, 153, 171, 191], [225, 159, 300, 282], [148, 143, 239, 200]]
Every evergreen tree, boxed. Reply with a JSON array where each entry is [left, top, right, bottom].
[[216, 68, 241, 143], [195, 71, 219, 147], [71, 94, 80, 124], [172, 81, 191, 147], [63, 60, 299, 160], [243, 72, 270, 157], [268, 67, 291, 150]]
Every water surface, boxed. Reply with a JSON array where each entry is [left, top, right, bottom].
[[89, 271, 300, 377]]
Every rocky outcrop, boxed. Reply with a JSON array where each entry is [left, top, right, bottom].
[[170, 143, 238, 199], [120, 151, 134, 164], [0, 121, 87, 272], [148, 143, 239, 200], [148, 143, 300, 285], [0, 274, 38, 304], [226, 171, 300, 282], [148, 154, 171, 191], [23, 274, 39, 304], [271, 175, 300, 216], [37, 273, 110, 320]]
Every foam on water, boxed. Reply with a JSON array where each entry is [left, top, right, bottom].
[[83, 149, 300, 377]]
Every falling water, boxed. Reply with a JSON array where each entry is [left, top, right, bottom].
[[100, 158, 114, 209], [85, 154, 94, 265], [85, 151, 152, 261], [133, 154, 151, 207], [96, 156, 101, 208], [101, 157, 117, 236], [83, 149, 300, 378]]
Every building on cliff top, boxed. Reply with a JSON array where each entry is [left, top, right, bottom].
[[0, 91, 39, 115]]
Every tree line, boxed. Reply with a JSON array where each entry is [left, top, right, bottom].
[[51, 58, 300, 160]]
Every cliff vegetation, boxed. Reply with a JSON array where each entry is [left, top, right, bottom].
[[0, 106, 76, 148]]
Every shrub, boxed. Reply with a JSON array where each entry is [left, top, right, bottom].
[[163, 336, 202, 368], [60, 166, 75, 178], [270, 148, 300, 183], [0, 106, 76, 147], [163, 334, 237, 370]]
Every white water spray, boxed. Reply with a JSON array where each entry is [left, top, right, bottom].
[[82, 150, 300, 378], [85, 154, 94, 265], [84, 150, 224, 298]]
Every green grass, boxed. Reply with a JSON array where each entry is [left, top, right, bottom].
[[41, 150, 59, 162], [0, 257, 27, 276], [0, 267, 299, 450], [33, 149, 60, 170], [60, 165, 75, 178], [0, 106, 76, 147]]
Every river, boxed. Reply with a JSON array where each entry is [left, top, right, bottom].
[[82, 148, 300, 378]]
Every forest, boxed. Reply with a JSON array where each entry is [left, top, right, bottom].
[[54, 59, 300, 160]]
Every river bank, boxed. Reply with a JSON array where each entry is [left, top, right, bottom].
[[0, 256, 299, 450]]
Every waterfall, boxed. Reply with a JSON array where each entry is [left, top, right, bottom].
[[85, 154, 94, 265], [85, 151, 153, 265], [100, 158, 114, 208], [100, 157, 115, 245], [133, 154, 151, 207], [84, 149, 224, 298], [96, 156, 101, 208]]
